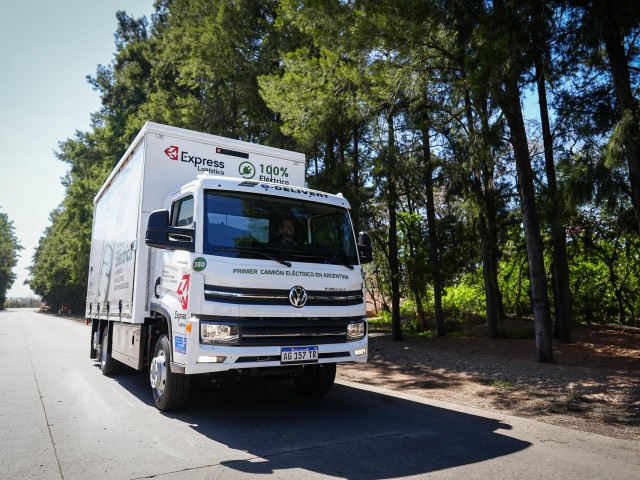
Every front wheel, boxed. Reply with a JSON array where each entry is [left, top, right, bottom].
[[149, 334, 190, 411], [293, 364, 336, 397]]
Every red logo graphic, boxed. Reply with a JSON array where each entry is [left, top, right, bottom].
[[177, 274, 190, 310], [164, 146, 179, 160]]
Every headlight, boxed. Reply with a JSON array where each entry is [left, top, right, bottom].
[[200, 322, 239, 345], [347, 319, 366, 341]]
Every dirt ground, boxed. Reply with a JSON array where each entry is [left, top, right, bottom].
[[338, 322, 640, 441]]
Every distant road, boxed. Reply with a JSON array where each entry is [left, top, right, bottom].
[[1, 308, 638, 479]]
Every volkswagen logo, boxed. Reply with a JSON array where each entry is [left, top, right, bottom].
[[289, 286, 308, 308]]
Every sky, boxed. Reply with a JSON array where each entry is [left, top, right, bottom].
[[0, 0, 155, 298]]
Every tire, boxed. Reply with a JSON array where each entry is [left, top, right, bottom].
[[90, 330, 99, 359], [149, 334, 190, 411], [99, 331, 121, 376], [293, 363, 336, 397]]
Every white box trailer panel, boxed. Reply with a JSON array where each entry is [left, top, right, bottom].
[[86, 141, 145, 319]]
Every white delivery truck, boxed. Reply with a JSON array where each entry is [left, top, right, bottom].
[[86, 122, 372, 410]]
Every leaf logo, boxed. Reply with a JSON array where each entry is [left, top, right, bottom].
[[164, 146, 179, 160]]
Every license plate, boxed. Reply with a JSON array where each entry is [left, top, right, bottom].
[[281, 346, 318, 364]]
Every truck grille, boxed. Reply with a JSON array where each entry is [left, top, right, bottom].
[[204, 284, 363, 307], [199, 316, 362, 346]]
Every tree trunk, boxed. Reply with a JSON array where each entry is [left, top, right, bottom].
[[464, 91, 501, 338], [421, 126, 445, 336], [498, 78, 554, 363], [479, 101, 503, 338], [516, 256, 525, 319], [403, 182, 428, 332], [326, 134, 335, 168], [536, 59, 573, 343], [338, 130, 347, 195], [352, 125, 360, 232], [409, 267, 428, 331], [388, 113, 402, 341], [480, 220, 501, 338], [601, 16, 640, 234]]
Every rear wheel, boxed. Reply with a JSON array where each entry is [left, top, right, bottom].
[[99, 331, 121, 376], [90, 329, 99, 359], [149, 334, 190, 411], [293, 364, 336, 397]]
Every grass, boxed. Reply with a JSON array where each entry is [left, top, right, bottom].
[[473, 377, 519, 391], [563, 391, 587, 412], [448, 330, 476, 338], [490, 379, 518, 390]]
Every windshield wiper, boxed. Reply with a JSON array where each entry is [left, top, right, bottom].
[[322, 256, 355, 270], [283, 252, 355, 270], [211, 247, 291, 267]]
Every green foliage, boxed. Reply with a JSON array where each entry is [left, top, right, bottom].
[[402, 321, 438, 338], [567, 224, 640, 324], [0, 211, 22, 308], [28, 127, 115, 312], [498, 226, 532, 318], [259, 47, 364, 148], [135, 0, 286, 145], [441, 272, 486, 320], [28, 209, 90, 312], [376, 302, 437, 337], [366, 316, 391, 331]]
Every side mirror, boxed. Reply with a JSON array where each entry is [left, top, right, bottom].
[[357, 231, 373, 265], [145, 209, 195, 252]]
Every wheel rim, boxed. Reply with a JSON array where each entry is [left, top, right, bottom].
[[150, 348, 167, 398], [298, 367, 317, 385]]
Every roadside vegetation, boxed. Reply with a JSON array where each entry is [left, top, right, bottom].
[[0, 211, 22, 309]]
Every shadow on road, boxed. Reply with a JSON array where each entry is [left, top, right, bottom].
[[112, 369, 530, 479]]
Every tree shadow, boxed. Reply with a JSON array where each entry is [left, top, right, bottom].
[[110, 373, 531, 479]]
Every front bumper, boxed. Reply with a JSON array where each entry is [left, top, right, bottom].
[[172, 316, 368, 374]]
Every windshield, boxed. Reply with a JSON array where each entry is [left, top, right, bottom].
[[203, 190, 358, 266]]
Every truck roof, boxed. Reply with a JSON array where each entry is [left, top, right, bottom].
[[193, 175, 352, 210], [144, 122, 305, 162]]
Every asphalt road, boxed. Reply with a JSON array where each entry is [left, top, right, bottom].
[[1, 308, 637, 480]]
